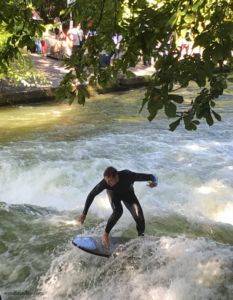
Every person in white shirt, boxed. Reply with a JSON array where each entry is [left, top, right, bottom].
[[111, 33, 123, 59], [180, 30, 191, 59], [86, 29, 97, 39], [67, 23, 84, 53], [85, 20, 97, 40]]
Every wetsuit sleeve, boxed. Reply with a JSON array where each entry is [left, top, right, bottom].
[[126, 170, 158, 184], [82, 180, 107, 215]]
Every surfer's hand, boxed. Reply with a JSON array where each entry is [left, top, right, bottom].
[[147, 182, 157, 188], [102, 232, 110, 249], [78, 214, 86, 224]]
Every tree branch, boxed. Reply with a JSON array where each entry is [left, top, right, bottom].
[[95, 0, 106, 29], [172, 83, 188, 92]]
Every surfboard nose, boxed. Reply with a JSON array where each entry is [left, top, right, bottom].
[[72, 237, 96, 250]]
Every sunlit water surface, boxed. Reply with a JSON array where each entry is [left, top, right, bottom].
[[1, 84, 233, 300]]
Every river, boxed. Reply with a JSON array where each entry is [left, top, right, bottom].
[[1, 85, 233, 300]]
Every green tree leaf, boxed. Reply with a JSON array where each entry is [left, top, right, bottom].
[[168, 94, 184, 103], [210, 100, 215, 107], [165, 101, 177, 118], [184, 14, 195, 24], [169, 118, 181, 131], [126, 70, 136, 79], [185, 123, 197, 131], [212, 110, 221, 121], [206, 112, 214, 126], [166, 13, 177, 27], [78, 89, 85, 105], [192, 0, 203, 12], [212, 44, 223, 65]]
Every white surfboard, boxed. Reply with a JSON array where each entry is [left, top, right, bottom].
[[72, 236, 132, 258]]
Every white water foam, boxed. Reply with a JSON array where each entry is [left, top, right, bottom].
[[1, 128, 233, 227], [36, 236, 233, 300]]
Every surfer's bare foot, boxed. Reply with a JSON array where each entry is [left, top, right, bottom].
[[102, 232, 110, 249]]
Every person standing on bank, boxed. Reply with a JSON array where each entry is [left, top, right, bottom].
[[78, 167, 158, 249], [109, 33, 123, 61], [67, 23, 84, 53]]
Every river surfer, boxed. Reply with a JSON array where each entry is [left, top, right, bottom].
[[78, 167, 158, 249]]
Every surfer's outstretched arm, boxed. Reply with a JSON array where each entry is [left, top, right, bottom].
[[124, 170, 158, 187], [78, 180, 107, 224]]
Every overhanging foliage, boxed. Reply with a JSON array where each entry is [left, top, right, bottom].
[[0, 0, 49, 86], [1, 0, 233, 130], [56, 0, 233, 131]]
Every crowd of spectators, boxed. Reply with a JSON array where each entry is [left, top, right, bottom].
[[29, 10, 202, 67]]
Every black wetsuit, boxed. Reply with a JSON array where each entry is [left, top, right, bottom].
[[83, 170, 158, 236]]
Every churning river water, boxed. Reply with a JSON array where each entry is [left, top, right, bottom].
[[1, 85, 233, 300]]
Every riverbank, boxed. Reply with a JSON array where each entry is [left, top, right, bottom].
[[0, 54, 155, 106]]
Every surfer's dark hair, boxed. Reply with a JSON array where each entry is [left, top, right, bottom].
[[104, 167, 118, 178]]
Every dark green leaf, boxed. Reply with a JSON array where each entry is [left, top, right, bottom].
[[126, 70, 136, 79], [165, 101, 177, 118], [195, 95, 202, 104], [190, 123, 197, 130], [169, 118, 181, 131], [194, 32, 213, 48], [139, 97, 149, 113], [82, 88, 90, 98], [192, 120, 200, 125], [148, 114, 156, 122], [168, 94, 184, 103], [155, 55, 164, 70], [212, 110, 221, 121], [201, 63, 213, 77], [161, 84, 168, 96], [203, 45, 214, 61], [185, 123, 196, 131], [89, 76, 96, 85], [183, 110, 195, 125], [78, 89, 85, 105], [157, 99, 164, 110], [206, 112, 214, 126], [210, 100, 215, 107], [193, 103, 200, 114], [212, 45, 223, 65]]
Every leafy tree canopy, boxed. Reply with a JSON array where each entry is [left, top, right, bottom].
[[57, 0, 233, 131], [1, 0, 233, 130], [0, 0, 51, 86]]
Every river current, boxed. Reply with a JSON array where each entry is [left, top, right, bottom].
[[1, 85, 233, 300]]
